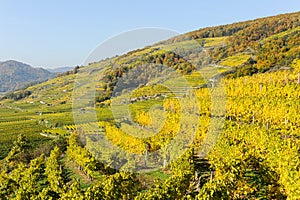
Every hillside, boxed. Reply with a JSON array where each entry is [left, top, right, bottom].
[[0, 11, 299, 199], [0, 60, 55, 92], [47, 66, 74, 74]]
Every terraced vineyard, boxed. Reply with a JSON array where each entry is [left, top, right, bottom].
[[0, 11, 299, 199]]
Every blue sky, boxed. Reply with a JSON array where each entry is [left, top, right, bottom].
[[0, 0, 300, 68]]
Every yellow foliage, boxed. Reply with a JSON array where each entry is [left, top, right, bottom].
[[135, 111, 152, 126], [292, 58, 300, 73], [220, 54, 251, 67]]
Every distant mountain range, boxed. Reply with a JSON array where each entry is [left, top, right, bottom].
[[47, 66, 74, 73], [0, 60, 55, 92]]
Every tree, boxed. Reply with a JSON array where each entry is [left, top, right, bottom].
[[74, 66, 80, 74]]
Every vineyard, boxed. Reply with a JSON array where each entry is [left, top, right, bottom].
[[0, 11, 300, 199], [0, 66, 298, 199]]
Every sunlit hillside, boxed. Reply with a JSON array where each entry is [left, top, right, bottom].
[[0, 11, 299, 199]]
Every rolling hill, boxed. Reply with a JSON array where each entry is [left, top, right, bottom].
[[0, 60, 55, 92]]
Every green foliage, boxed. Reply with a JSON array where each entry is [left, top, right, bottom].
[[1, 90, 32, 101], [0, 118, 48, 160]]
